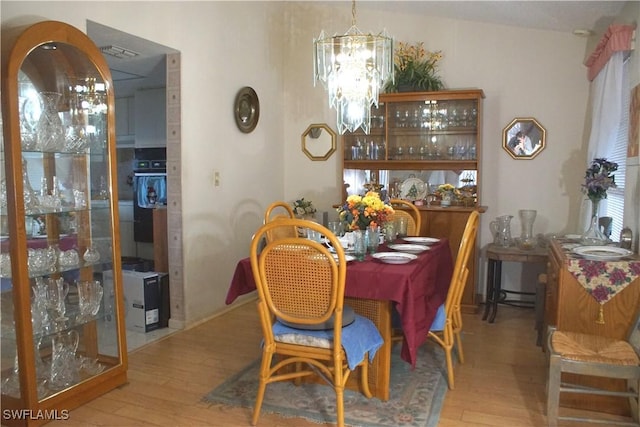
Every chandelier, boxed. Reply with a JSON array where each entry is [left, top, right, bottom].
[[313, 0, 393, 134]]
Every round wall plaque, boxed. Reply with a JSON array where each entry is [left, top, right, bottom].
[[234, 86, 259, 133]]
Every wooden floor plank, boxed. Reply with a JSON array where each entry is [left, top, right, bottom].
[[42, 301, 615, 426]]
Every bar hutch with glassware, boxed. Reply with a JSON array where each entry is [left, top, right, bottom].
[[341, 89, 486, 312], [1, 21, 127, 426]]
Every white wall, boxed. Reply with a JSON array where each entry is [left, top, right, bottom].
[[1, 1, 286, 325], [4, 1, 629, 324]]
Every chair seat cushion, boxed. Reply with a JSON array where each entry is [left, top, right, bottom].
[[272, 314, 383, 370], [429, 304, 446, 332], [277, 304, 355, 331], [551, 331, 639, 365]]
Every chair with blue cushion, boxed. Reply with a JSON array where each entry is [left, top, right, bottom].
[[250, 218, 383, 427], [427, 210, 479, 390]]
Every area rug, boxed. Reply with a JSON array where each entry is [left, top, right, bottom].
[[202, 342, 448, 427]]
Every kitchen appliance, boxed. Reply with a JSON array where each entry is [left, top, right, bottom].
[[133, 149, 166, 243]]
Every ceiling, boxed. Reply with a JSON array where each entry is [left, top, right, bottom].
[[88, 1, 629, 82], [87, 20, 176, 84], [358, 1, 628, 34]]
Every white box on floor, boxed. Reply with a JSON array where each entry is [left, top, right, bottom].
[[104, 270, 161, 333]]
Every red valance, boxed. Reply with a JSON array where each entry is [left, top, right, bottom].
[[585, 24, 636, 81]]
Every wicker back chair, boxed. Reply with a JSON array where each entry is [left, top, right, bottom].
[[263, 201, 297, 243], [427, 210, 479, 390], [250, 218, 380, 427], [546, 311, 640, 426], [389, 199, 422, 236]]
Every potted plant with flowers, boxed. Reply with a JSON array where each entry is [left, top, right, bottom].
[[292, 198, 316, 219], [435, 183, 461, 207], [581, 158, 617, 245], [384, 41, 445, 93]]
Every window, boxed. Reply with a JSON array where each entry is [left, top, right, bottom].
[[604, 58, 629, 240]]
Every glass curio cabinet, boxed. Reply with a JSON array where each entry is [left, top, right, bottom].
[[1, 21, 127, 426]]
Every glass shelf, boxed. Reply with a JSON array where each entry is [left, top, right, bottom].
[[342, 89, 484, 205]]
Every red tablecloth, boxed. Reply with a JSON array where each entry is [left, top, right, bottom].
[[226, 239, 454, 367]]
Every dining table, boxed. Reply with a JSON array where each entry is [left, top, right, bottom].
[[225, 238, 454, 400]]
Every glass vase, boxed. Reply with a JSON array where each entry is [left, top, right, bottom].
[[581, 198, 608, 246], [518, 209, 537, 250], [35, 91, 65, 152]]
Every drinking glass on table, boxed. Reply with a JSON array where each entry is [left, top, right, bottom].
[[353, 230, 367, 261], [384, 222, 397, 243], [366, 225, 380, 254], [396, 217, 408, 238], [328, 221, 343, 237]]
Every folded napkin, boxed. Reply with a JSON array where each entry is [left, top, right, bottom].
[[272, 314, 384, 370]]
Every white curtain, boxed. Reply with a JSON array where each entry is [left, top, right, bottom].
[[586, 51, 625, 161], [580, 52, 626, 230]]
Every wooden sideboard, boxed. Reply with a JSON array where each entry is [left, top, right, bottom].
[[545, 239, 640, 415]]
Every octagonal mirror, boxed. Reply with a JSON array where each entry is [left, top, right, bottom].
[[302, 123, 336, 161], [502, 117, 546, 159]]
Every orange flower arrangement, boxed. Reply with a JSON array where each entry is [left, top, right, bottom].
[[337, 192, 394, 231]]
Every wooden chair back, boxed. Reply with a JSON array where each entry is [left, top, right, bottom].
[[251, 218, 346, 332], [389, 199, 422, 236], [264, 201, 294, 222], [445, 210, 480, 318], [263, 201, 297, 243]]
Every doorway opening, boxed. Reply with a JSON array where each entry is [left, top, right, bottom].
[[87, 21, 184, 351]]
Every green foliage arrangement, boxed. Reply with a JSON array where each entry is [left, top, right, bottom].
[[384, 42, 444, 93]]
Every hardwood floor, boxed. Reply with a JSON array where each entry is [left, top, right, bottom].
[[44, 301, 620, 426]]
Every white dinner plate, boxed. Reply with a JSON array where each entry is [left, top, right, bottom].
[[561, 243, 580, 250], [332, 254, 356, 263], [402, 237, 440, 245], [387, 244, 430, 254], [571, 246, 633, 261], [327, 246, 355, 255], [371, 252, 418, 264], [564, 234, 581, 240]]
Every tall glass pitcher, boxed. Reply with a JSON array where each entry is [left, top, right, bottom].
[[490, 215, 513, 247]]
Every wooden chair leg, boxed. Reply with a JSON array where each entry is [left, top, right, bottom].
[[444, 347, 455, 390], [546, 354, 561, 427], [359, 358, 372, 399], [251, 352, 273, 426], [335, 385, 345, 427], [454, 330, 465, 364], [630, 378, 640, 423], [293, 361, 302, 386]]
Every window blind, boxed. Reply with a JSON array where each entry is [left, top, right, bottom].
[[605, 59, 629, 241]]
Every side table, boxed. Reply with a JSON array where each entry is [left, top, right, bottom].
[[482, 243, 548, 323]]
